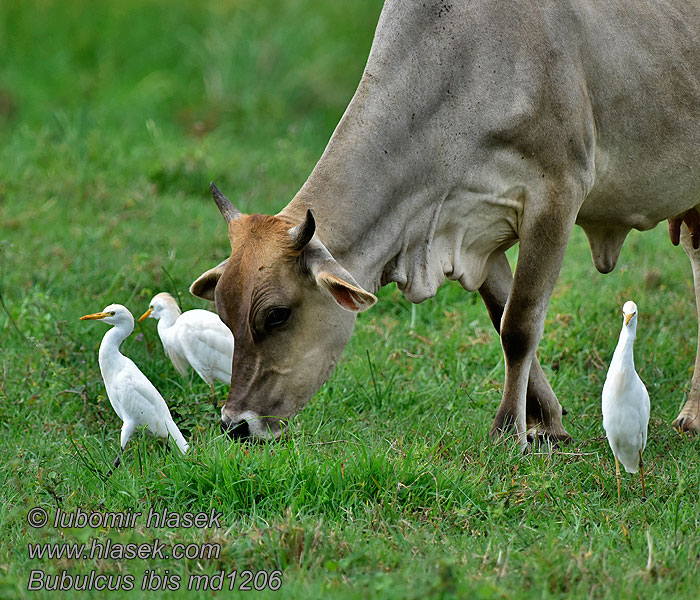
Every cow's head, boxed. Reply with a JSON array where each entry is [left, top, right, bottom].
[[191, 183, 377, 440]]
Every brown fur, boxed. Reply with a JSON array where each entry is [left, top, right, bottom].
[[228, 214, 301, 266], [191, 205, 376, 440]]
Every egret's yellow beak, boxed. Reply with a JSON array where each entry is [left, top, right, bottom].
[[80, 312, 110, 321], [138, 308, 153, 322], [625, 313, 634, 326]]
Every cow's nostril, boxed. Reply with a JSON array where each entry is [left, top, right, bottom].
[[221, 419, 250, 441]]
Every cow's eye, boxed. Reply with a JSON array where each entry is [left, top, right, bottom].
[[264, 307, 291, 331]]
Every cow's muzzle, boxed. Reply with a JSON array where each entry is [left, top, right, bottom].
[[221, 409, 282, 441], [220, 418, 251, 441]]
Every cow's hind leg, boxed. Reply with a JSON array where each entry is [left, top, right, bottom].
[[479, 252, 570, 442], [489, 185, 579, 449], [673, 223, 700, 433]]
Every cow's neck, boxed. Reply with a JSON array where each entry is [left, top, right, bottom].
[[279, 3, 521, 302], [280, 157, 426, 298], [280, 154, 519, 303]]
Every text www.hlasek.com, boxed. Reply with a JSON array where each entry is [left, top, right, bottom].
[[28, 538, 219, 561], [26, 506, 283, 592]]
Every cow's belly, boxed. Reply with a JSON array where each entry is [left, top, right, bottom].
[[581, 142, 700, 226], [575, 142, 700, 273]]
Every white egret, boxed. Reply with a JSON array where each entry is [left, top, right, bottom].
[[80, 304, 189, 468], [138, 293, 233, 406], [602, 300, 650, 503]]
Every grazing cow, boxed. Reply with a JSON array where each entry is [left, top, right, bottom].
[[191, 0, 700, 445]]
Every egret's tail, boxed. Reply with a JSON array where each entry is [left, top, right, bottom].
[[618, 451, 640, 474], [166, 418, 189, 454]]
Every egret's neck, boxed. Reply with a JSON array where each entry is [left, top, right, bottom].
[[156, 307, 180, 332], [98, 322, 133, 378], [612, 322, 637, 372]]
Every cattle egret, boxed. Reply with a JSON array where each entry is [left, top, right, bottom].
[[602, 300, 650, 503], [80, 304, 189, 468], [138, 293, 233, 407]]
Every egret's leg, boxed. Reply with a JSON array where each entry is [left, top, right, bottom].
[[615, 456, 621, 505], [639, 450, 646, 500], [107, 422, 135, 476], [104, 453, 122, 479], [210, 383, 218, 411], [119, 421, 135, 457], [106, 423, 135, 477]]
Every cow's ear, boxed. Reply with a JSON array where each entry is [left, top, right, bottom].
[[190, 259, 228, 301], [316, 270, 377, 312], [303, 242, 376, 312]]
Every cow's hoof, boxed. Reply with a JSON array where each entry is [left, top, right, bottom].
[[489, 422, 529, 452], [527, 424, 572, 445], [672, 396, 700, 434], [672, 413, 700, 434]]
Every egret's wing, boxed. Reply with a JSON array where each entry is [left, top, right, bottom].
[[102, 378, 126, 422], [640, 381, 651, 451], [165, 417, 189, 454], [164, 343, 190, 377], [175, 311, 234, 384], [112, 362, 172, 438]]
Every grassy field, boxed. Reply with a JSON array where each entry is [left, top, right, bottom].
[[1, 1, 699, 598]]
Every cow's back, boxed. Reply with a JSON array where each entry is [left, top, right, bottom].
[[287, 0, 700, 286], [363, 0, 700, 221]]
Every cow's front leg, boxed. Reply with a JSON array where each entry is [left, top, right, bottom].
[[673, 222, 700, 433], [479, 252, 571, 442], [489, 195, 578, 449]]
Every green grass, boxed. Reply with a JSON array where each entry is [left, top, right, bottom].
[[1, 1, 699, 598]]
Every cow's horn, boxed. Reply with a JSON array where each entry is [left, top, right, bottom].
[[290, 209, 316, 250], [210, 182, 242, 223]]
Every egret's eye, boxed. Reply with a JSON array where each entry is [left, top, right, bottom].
[[264, 307, 291, 331], [110, 311, 116, 316]]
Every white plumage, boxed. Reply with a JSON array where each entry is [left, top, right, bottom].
[[138, 292, 234, 388], [80, 304, 189, 463], [602, 300, 650, 502]]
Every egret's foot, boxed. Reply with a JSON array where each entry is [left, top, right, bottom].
[[672, 398, 700, 434]]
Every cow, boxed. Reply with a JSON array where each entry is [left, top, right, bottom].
[[190, 0, 700, 447]]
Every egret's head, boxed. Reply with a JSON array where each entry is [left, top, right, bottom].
[[622, 300, 638, 327], [138, 292, 181, 322], [80, 303, 134, 328]]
